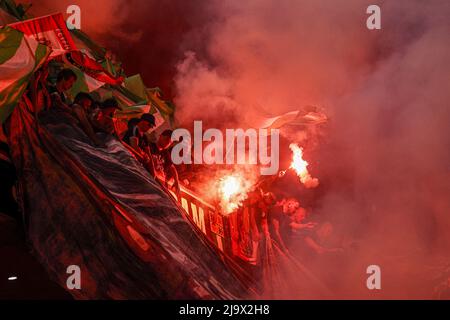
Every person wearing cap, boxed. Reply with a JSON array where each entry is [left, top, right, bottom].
[[268, 197, 301, 254], [91, 98, 121, 135], [123, 113, 156, 152], [149, 129, 180, 197]]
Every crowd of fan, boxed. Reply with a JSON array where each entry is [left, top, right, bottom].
[[46, 68, 180, 196], [242, 188, 345, 268]]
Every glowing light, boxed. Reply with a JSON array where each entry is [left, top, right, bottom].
[[8, 276, 18, 281], [217, 174, 251, 214], [221, 176, 240, 200], [289, 143, 319, 188]]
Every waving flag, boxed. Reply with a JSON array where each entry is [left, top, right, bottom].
[[0, 26, 50, 123], [257, 107, 328, 129], [57, 50, 124, 97], [8, 13, 76, 57]]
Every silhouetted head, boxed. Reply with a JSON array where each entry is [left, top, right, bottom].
[[101, 98, 120, 118], [137, 113, 156, 133], [56, 68, 77, 91], [74, 92, 94, 110], [157, 129, 173, 150]]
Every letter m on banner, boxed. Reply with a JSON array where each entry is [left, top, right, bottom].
[[8, 13, 77, 57]]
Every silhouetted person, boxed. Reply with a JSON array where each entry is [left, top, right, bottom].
[[72, 92, 103, 146], [149, 130, 180, 197], [268, 198, 300, 253], [123, 113, 155, 151], [48, 68, 77, 111], [91, 98, 120, 135]]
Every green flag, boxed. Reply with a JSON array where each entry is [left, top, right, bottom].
[[0, 26, 50, 123]]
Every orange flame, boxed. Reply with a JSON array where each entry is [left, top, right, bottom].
[[217, 174, 252, 214], [289, 143, 319, 188], [220, 176, 241, 200]]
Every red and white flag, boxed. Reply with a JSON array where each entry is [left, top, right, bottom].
[[8, 13, 76, 57]]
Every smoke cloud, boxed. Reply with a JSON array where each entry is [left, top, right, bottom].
[[173, 0, 450, 298]]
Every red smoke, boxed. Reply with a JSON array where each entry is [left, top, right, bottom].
[[173, 1, 450, 298]]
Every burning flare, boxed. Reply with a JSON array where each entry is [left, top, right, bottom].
[[220, 176, 241, 200], [217, 174, 251, 214], [289, 143, 319, 189]]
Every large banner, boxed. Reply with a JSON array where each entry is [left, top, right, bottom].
[[0, 27, 50, 123], [8, 13, 76, 56]]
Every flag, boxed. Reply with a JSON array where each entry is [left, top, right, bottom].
[[70, 29, 125, 79], [63, 50, 124, 87], [146, 87, 175, 117], [0, 26, 50, 123], [8, 13, 76, 57], [69, 69, 106, 94], [63, 50, 108, 95], [258, 110, 301, 129], [123, 75, 175, 118], [124, 74, 147, 101], [49, 49, 125, 97], [109, 85, 146, 108], [258, 107, 328, 129]]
